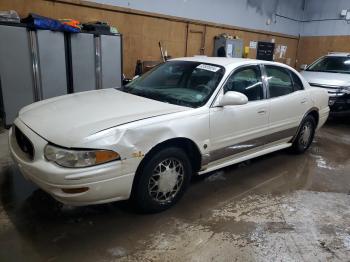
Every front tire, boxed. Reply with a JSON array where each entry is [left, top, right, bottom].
[[132, 147, 192, 213], [291, 115, 316, 154]]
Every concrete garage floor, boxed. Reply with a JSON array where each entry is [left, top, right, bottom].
[[0, 118, 349, 262]]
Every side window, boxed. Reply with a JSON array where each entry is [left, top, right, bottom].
[[290, 71, 304, 91], [224, 66, 264, 101], [265, 65, 294, 98]]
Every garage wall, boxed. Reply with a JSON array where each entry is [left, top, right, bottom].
[[297, 0, 350, 68], [302, 0, 350, 36], [297, 35, 350, 68], [0, 0, 299, 77], [87, 0, 304, 36]]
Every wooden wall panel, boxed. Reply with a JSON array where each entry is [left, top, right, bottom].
[[186, 24, 205, 56], [297, 36, 350, 69], [0, 0, 300, 77], [273, 36, 299, 67]]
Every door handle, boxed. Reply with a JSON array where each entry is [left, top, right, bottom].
[[257, 109, 267, 115], [301, 98, 307, 104]]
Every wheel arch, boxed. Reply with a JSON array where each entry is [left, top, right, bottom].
[[291, 107, 319, 143], [307, 109, 319, 127], [136, 137, 202, 174], [130, 137, 203, 197]]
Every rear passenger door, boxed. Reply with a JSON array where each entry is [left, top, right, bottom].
[[264, 65, 311, 136]]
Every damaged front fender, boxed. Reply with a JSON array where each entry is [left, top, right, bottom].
[[80, 108, 211, 172]]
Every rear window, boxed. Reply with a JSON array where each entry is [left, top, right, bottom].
[[290, 71, 304, 91], [265, 65, 294, 98]]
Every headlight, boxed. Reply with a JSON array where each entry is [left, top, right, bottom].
[[44, 144, 120, 168], [341, 86, 350, 94]]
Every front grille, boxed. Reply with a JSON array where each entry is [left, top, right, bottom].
[[14, 126, 34, 160], [329, 93, 350, 111]]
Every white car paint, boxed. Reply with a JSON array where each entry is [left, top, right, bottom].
[[9, 57, 330, 206], [268, 90, 311, 133], [301, 70, 350, 87], [18, 88, 190, 147]]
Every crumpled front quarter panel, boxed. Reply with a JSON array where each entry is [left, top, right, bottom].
[[82, 108, 210, 165]]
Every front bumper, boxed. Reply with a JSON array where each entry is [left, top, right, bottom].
[[317, 106, 330, 130], [328, 94, 350, 112], [9, 119, 139, 206]]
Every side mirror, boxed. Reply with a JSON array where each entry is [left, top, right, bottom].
[[300, 64, 308, 71], [217, 91, 248, 107]]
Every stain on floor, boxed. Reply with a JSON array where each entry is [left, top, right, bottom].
[[0, 116, 350, 261]]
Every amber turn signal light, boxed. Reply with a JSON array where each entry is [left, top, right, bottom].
[[95, 151, 120, 164]]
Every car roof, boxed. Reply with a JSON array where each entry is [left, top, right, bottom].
[[171, 56, 260, 66], [170, 56, 288, 69], [326, 52, 350, 57]]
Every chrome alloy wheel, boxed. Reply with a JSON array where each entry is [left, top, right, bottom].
[[148, 158, 184, 203], [299, 121, 312, 147]]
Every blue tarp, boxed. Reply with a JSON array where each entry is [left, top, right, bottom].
[[22, 13, 80, 33]]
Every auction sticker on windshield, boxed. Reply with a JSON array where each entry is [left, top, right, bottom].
[[197, 64, 221, 72]]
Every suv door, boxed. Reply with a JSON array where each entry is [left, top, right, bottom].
[[264, 65, 311, 136], [209, 65, 270, 163]]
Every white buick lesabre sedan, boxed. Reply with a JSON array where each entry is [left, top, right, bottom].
[[9, 57, 329, 212]]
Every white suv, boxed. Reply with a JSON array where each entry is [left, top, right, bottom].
[[301, 53, 350, 113]]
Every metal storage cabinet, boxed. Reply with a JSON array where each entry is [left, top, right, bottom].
[[0, 24, 35, 126], [100, 34, 122, 89], [69, 33, 96, 92], [214, 37, 243, 58], [0, 25, 123, 127], [71, 33, 122, 91], [35, 30, 68, 99]]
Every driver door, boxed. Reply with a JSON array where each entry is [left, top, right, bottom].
[[209, 65, 270, 163]]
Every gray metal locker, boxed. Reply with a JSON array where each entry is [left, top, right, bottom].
[[214, 37, 243, 58], [0, 26, 123, 127], [70, 33, 96, 92], [35, 30, 68, 99], [100, 34, 122, 89], [0, 24, 35, 126]]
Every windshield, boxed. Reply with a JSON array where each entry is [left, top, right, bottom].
[[120, 61, 225, 108], [307, 56, 350, 74]]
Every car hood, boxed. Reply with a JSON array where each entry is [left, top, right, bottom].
[[19, 89, 190, 147], [301, 71, 350, 87]]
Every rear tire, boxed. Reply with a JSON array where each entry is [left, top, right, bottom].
[[132, 147, 192, 213], [291, 115, 316, 154]]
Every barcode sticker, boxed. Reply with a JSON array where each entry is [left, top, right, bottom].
[[196, 64, 221, 72]]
